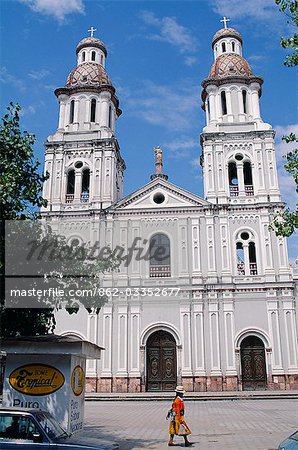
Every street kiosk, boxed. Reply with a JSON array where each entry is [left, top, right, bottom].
[[1, 335, 103, 434]]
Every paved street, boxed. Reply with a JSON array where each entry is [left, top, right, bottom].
[[84, 399, 298, 450]]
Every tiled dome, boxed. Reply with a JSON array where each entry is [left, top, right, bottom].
[[209, 53, 252, 79], [76, 37, 107, 56], [212, 27, 242, 47], [66, 62, 111, 87]]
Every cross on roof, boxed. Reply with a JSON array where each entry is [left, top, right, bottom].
[[220, 16, 230, 29], [88, 26, 97, 37]]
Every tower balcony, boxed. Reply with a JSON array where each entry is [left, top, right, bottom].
[[245, 185, 254, 196], [65, 194, 74, 203], [80, 192, 89, 203], [150, 265, 171, 278], [229, 186, 239, 197]]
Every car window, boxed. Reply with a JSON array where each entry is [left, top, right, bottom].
[[0, 414, 39, 441], [290, 430, 298, 441], [35, 413, 67, 439]]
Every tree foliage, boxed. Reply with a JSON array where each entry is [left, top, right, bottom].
[[273, 1, 298, 237], [276, 0, 298, 66], [0, 104, 118, 338]]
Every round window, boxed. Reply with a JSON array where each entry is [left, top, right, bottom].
[[240, 232, 249, 240], [71, 238, 80, 247], [153, 192, 165, 204], [74, 161, 83, 169], [235, 154, 243, 161]]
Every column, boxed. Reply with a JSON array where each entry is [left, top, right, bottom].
[[236, 162, 245, 195], [129, 306, 140, 377], [99, 92, 110, 128], [243, 243, 250, 275], [267, 298, 283, 372], [226, 90, 233, 122], [223, 300, 236, 374], [86, 312, 98, 376], [237, 89, 245, 122], [58, 95, 67, 130], [85, 98, 91, 127], [282, 300, 298, 372], [180, 305, 192, 376], [193, 303, 205, 375], [250, 83, 261, 120], [209, 301, 221, 375], [101, 305, 113, 377], [74, 170, 82, 202], [116, 305, 128, 376]]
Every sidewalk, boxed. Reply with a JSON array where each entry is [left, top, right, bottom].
[[85, 389, 298, 401]]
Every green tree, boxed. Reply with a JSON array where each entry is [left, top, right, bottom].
[[0, 104, 118, 338], [273, 1, 298, 237]]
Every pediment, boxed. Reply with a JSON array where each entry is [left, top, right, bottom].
[[110, 178, 209, 211]]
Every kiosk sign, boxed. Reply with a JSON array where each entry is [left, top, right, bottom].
[[9, 364, 65, 395]]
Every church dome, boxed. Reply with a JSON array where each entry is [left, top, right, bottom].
[[209, 53, 252, 79], [212, 27, 242, 47], [66, 62, 111, 87], [76, 37, 107, 56]]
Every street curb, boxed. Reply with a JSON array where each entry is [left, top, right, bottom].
[[85, 391, 298, 401]]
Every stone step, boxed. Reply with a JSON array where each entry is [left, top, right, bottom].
[[85, 390, 298, 401]]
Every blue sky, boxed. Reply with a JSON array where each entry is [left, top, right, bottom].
[[0, 0, 297, 261]]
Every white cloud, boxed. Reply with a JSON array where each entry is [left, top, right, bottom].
[[125, 80, 199, 131], [139, 11, 197, 65], [210, 0, 276, 20], [0, 67, 26, 92], [19, 0, 84, 21], [28, 69, 50, 80], [165, 137, 199, 158], [274, 123, 298, 210]]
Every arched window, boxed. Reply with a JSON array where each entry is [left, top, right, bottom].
[[222, 42, 226, 53], [236, 242, 245, 275], [149, 233, 171, 278], [66, 169, 75, 203], [236, 231, 258, 275], [242, 90, 247, 114], [221, 91, 227, 115], [100, 55, 103, 65], [232, 42, 235, 52], [69, 100, 75, 124], [244, 161, 254, 195], [228, 161, 238, 196], [249, 242, 257, 274], [81, 168, 90, 203], [108, 106, 112, 129], [91, 51, 96, 61], [90, 99, 96, 123], [82, 52, 85, 62]]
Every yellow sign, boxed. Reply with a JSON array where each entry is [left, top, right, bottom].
[[71, 365, 85, 396], [9, 364, 65, 396]]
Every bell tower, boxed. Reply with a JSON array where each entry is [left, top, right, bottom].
[[200, 22, 281, 205], [42, 29, 125, 214]]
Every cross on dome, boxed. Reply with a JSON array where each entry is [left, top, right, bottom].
[[220, 16, 230, 29], [88, 26, 97, 37]]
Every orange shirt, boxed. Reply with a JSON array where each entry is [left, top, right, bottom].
[[172, 396, 185, 420]]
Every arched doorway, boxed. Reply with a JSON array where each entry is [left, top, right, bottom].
[[240, 336, 267, 390], [146, 330, 177, 391]]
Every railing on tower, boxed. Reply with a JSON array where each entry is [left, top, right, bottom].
[[230, 186, 239, 196], [249, 262, 258, 275], [80, 192, 89, 203], [65, 194, 74, 203], [245, 185, 254, 196], [237, 262, 245, 275], [150, 265, 171, 278]]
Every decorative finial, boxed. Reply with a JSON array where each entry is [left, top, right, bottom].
[[88, 26, 97, 37], [220, 16, 230, 29], [154, 146, 163, 175]]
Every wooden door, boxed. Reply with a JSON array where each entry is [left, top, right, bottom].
[[241, 336, 267, 390], [146, 330, 177, 391]]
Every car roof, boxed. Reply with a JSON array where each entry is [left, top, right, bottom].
[[0, 408, 49, 414]]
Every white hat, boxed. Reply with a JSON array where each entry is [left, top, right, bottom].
[[175, 385, 185, 394]]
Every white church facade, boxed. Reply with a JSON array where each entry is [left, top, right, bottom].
[[41, 24, 298, 392]]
